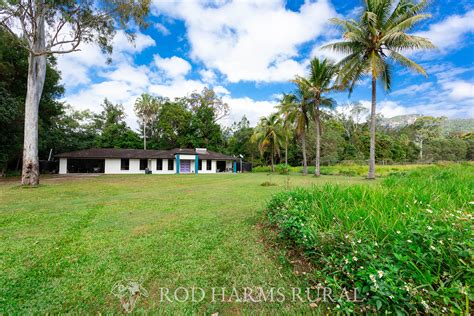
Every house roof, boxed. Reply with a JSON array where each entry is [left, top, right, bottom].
[[56, 148, 235, 160]]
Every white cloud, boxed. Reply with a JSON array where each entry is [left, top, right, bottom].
[[152, 0, 336, 82], [154, 22, 171, 36], [56, 30, 155, 88], [416, 10, 474, 53], [391, 82, 433, 96], [222, 96, 278, 126], [442, 80, 474, 101], [153, 54, 192, 79]]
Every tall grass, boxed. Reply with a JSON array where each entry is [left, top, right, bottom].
[[265, 165, 473, 313], [253, 163, 432, 177]]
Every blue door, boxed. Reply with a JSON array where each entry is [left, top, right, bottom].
[[180, 160, 191, 173]]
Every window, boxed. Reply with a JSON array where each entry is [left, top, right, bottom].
[[168, 159, 174, 170], [207, 160, 212, 170], [140, 159, 147, 170], [198, 159, 202, 170], [157, 159, 163, 171], [121, 159, 129, 170]]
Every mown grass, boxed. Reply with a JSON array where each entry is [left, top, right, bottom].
[[0, 172, 374, 314], [266, 164, 473, 314]]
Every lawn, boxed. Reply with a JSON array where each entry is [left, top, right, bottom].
[[0, 172, 374, 313]]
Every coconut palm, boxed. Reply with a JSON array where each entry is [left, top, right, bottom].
[[323, 0, 434, 179], [251, 113, 284, 172], [287, 81, 312, 175], [296, 58, 339, 176], [134, 93, 160, 150], [276, 93, 297, 165]]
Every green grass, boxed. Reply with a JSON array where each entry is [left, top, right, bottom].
[[266, 165, 474, 314], [253, 163, 432, 177], [0, 172, 374, 313]]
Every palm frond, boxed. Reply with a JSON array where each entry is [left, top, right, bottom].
[[388, 50, 427, 76]]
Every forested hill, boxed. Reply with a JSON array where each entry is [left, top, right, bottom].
[[383, 115, 474, 134]]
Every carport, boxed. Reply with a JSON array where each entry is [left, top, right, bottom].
[[66, 159, 104, 173]]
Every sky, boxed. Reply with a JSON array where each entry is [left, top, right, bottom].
[[58, 0, 474, 129]]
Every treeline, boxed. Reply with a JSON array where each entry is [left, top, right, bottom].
[[0, 29, 473, 176]]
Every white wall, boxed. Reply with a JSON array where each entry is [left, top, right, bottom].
[[59, 157, 233, 174], [59, 158, 67, 174]]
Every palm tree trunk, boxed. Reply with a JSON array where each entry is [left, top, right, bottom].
[[368, 75, 377, 179], [315, 104, 321, 177], [143, 121, 147, 150], [21, 4, 46, 186], [271, 143, 275, 172], [285, 134, 288, 165], [302, 131, 307, 175]]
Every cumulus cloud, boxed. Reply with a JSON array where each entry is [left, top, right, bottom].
[[222, 96, 278, 126], [152, 0, 336, 83], [153, 54, 192, 79], [415, 10, 474, 53]]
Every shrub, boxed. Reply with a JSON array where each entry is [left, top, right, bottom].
[[276, 164, 290, 175], [265, 165, 473, 313], [253, 166, 272, 173]]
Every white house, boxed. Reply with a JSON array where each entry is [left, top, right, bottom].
[[56, 148, 236, 174]]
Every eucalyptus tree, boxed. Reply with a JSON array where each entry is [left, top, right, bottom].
[[323, 0, 434, 179], [134, 93, 160, 150], [251, 113, 284, 172], [297, 58, 339, 176], [0, 0, 150, 185]]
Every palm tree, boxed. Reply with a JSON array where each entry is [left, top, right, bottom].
[[134, 93, 160, 150], [323, 0, 434, 179], [296, 58, 338, 176], [287, 81, 312, 175], [251, 113, 284, 172], [276, 93, 296, 165]]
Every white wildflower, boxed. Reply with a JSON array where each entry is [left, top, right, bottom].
[[439, 240, 444, 245], [421, 300, 430, 311], [426, 209, 433, 213], [352, 256, 358, 262], [357, 239, 361, 243], [377, 270, 384, 278], [407, 239, 412, 243], [430, 245, 436, 250], [344, 258, 349, 264], [469, 201, 474, 205], [427, 226, 433, 231], [396, 230, 401, 234], [369, 274, 376, 283], [344, 234, 349, 239]]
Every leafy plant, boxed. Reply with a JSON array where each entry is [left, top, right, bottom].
[[265, 165, 473, 313]]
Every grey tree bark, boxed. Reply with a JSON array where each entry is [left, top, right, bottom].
[[367, 76, 377, 179], [302, 131, 307, 175], [314, 104, 321, 177], [21, 5, 47, 186]]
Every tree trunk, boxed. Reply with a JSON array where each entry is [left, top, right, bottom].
[[302, 131, 307, 175], [419, 139, 423, 160], [271, 151, 274, 172], [367, 75, 377, 179], [285, 134, 288, 165], [143, 120, 147, 150], [21, 6, 47, 186], [314, 103, 321, 177]]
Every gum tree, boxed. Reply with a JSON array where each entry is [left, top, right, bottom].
[[323, 0, 434, 179], [0, 0, 150, 185]]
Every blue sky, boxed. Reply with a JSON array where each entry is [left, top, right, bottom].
[[58, 0, 474, 128]]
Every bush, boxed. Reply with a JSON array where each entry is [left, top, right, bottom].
[[265, 165, 473, 313], [276, 164, 290, 175], [253, 165, 272, 173]]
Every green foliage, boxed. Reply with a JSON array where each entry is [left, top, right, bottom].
[[266, 165, 473, 313], [276, 164, 290, 175]]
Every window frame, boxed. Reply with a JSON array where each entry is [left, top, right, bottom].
[[156, 158, 163, 171], [168, 159, 174, 171], [139, 159, 148, 170], [120, 158, 130, 171]]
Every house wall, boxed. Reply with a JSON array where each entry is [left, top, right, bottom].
[[59, 158, 67, 174], [58, 157, 230, 174]]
